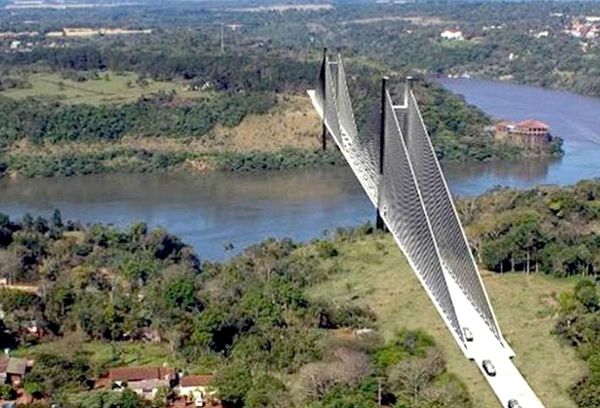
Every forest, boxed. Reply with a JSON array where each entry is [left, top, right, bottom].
[[0, 0, 579, 178], [460, 180, 600, 277], [0, 214, 471, 408], [556, 280, 600, 408]]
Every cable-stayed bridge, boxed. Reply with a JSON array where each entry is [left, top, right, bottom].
[[308, 51, 546, 408]]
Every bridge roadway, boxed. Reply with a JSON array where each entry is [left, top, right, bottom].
[[308, 89, 546, 408], [445, 269, 545, 408]]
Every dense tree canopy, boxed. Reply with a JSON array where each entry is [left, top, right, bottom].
[[556, 280, 600, 408], [0, 214, 472, 407], [460, 180, 600, 277]]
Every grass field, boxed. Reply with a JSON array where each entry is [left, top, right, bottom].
[[309, 235, 584, 408], [13, 333, 214, 375], [0, 71, 199, 105], [210, 95, 320, 152], [13, 333, 186, 369]]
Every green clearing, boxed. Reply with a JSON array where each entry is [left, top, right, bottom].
[[308, 234, 584, 408], [12, 334, 200, 373], [0, 71, 200, 105]]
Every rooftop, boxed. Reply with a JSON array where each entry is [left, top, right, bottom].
[[517, 119, 549, 130], [180, 374, 214, 388], [497, 119, 549, 130], [0, 357, 28, 375], [128, 378, 169, 390], [109, 366, 174, 382]]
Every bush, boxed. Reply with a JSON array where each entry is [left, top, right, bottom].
[[214, 149, 345, 172], [0, 384, 16, 400], [315, 240, 338, 258]]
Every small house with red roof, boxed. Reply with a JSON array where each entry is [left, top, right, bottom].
[[109, 366, 175, 400]]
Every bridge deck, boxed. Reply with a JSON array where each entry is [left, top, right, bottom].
[[445, 270, 545, 407]]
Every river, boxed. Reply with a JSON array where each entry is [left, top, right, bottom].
[[440, 78, 600, 191], [1, 78, 599, 260]]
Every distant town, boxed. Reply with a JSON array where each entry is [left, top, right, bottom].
[[4, 0, 142, 10]]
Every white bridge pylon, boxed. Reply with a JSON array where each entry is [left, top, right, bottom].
[[308, 51, 546, 408]]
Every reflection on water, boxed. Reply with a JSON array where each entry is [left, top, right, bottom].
[[443, 156, 564, 196], [445, 156, 557, 184], [1, 79, 600, 259]]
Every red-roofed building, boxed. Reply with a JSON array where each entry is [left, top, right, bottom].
[[515, 120, 549, 135], [109, 366, 174, 383], [109, 366, 175, 400], [494, 119, 553, 150]]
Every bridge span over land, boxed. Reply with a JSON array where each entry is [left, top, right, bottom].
[[308, 51, 546, 408]]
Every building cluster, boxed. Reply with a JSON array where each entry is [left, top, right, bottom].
[[5, 0, 141, 10], [0, 352, 218, 408], [46, 27, 153, 38], [564, 17, 600, 39], [493, 119, 554, 152], [108, 366, 218, 407], [0, 26, 152, 52]]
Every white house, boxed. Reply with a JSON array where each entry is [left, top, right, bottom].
[[177, 375, 215, 407], [440, 29, 464, 40]]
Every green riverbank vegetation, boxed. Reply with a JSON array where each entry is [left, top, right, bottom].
[[4, 180, 600, 407]]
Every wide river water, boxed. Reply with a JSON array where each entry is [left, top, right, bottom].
[[1, 78, 599, 260]]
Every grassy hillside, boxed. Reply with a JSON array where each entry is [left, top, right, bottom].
[[308, 234, 584, 408], [0, 94, 332, 178], [0, 71, 200, 105], [0, 58, 550, 179]]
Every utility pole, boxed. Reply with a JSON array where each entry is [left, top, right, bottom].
[[377, 376, 382, 406], [376, 76, 389, 231], [220, 23, 225, 54], [321, 47, 328, 151]]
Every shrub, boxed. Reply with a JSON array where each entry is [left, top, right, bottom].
[[315, 240, 339, 258]]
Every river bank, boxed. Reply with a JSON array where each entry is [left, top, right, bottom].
[[1, 78, 599, 260], [0, 78, 561, 179]]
